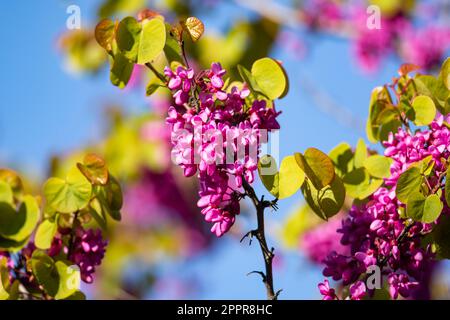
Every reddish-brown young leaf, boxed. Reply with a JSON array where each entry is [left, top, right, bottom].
[[137, 9, 162, 21], [398, 63, 421, 76], [77, 154, 109, 185], [182, 17, 204, 42], [95, 19, 117, 52]]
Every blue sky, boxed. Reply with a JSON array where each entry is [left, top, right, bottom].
[[0, 1, 424, 299]]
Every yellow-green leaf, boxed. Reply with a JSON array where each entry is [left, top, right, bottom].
[[89, 198, 107, 230], [110, 53, 134, 89], [0, 195, 39, 242], [301, 176, 345, 220], [44, 167, 92, 214], [35, 219, 58, 250], [31, 251, 59, 297], [423, 194, 443, 223], [411, 95, 436, 126], [258, 155, 279, 197], [441, 57, 450, 90], [137, 17, 166, 64], [278, 156, 305, 199], [55, 261, 81, 300], [407, 192, 443, 223], [0, 181, 13, 205], [396, 166, 423, 203], [8, 195, 40, 242], [445, 167, 450, 207], [354, 139, 367, 168], [116, 16, 141, 62], [295, 148, 335, 190], [343, 168, 383, 200], [251, 57, 288, 100], [363, 155, 393, 179], [328, 142, 354, 177], [0, 257, 9, 300], [366, 86, 392, 143]]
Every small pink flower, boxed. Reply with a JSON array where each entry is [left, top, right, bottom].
[[318, 279, 337, 300]]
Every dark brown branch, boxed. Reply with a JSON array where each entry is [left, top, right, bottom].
[[242, 178, 279, 300]]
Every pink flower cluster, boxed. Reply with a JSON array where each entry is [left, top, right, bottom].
[[299, 1, 449, 72], [384, 115, 450, 187], [400, 26, 450, 71], [319, 115, 450, 300], [301, 216, 350, 264], [49, 227, 107, 283], [70, 228, 107, 283], [165, 63, 280, 237], [351, 7, 450, 72], [303, 0, 343, 29], [351, 11, 409, 72]]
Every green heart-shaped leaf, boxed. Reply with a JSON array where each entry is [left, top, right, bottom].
[[31, 251, 59, 297], [278, 156, 305, 199], [407, 192, 443, 223], [35, 219, 58, 250], [396, 166, 423, 203], [138, 17, 166, 64], [411, 95, 436, 126], [0, 195, 39, 242], [445, 167, 450, 207], [0, 181, 13, 205], [116, 16, 141, 62], [363, 155, 393, 179], [301, 176, 345, 220], [441, 57, 450, 90], [258, 155, 279, 197], [110, 53, 134, 89], [251, 57, 288, 100], [423, 194, 443, 223], [44, 167, 92, 214], [295, 148, 335, 190], [328, 142, 354, 177], [343, 168, 383, 200], [354, 139, 367, 169], [55, 261, 80, 300]]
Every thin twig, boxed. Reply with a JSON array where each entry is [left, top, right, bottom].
[[241, 178, 278, 300]]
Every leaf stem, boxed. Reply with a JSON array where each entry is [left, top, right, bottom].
[[145, 62, 167, 83], [180, 39, 190, 68]]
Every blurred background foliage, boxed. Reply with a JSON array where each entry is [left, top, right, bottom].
[[0, 0, 449, 299]]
